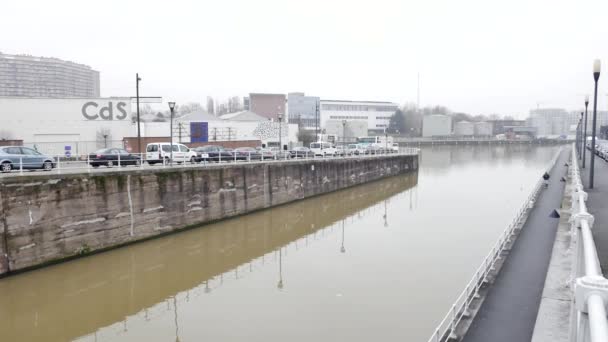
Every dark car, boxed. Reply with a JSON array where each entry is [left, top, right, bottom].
[[234, 147, 262, 161], [88, 148, 142, 167], [0, 146, 55, 173], [192, 145, 233, 162], [290, 147, 312, 158]]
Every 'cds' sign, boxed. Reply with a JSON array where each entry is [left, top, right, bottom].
[[82, 101, 128, 120]]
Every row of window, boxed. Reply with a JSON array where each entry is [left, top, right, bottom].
[[328, 115, 392, 120], [322, 104, 397, 112]]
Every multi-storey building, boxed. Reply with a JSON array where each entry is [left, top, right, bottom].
[[287, 92, 319, 130], [320, 99, 398, 135], [249, 93, 286, 120], [0, 52, 100, 98]]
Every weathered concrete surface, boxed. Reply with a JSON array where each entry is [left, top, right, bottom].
[[531, 173, 574, 342], [0, 155, 417, 275]]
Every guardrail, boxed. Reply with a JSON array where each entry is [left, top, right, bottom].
[[426, 148, 562, 342], [0, 147, 420, 176], [570, 144, 608, 342]]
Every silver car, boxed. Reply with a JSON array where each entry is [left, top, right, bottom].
[[0, 146, 55, 173]]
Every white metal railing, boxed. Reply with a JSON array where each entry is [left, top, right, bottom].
[[570, 144, 608, 342], [0, 147, 420, 177], [426, 148, 562, 342]]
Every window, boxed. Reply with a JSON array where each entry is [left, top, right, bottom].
[[162, 145, 172, 152], [7, 147, 21, 154], [147, 145, 158, 152], [20, 147, 40, 155], [179, 145, 188, 152]]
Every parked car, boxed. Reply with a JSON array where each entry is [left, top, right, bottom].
[[145, 143, 197, 164], [234, 147, 262, 161], [256, 147, 276, 160], [192, 145, 233, 162], [88, 148, 142, 167], [0, 146, 55, 173], [290, 147, 312, 158], [310, 142, 337, 157], [335, 145, 353, 156], [365, 144, 385, 155], [348, 144, 367, 155]]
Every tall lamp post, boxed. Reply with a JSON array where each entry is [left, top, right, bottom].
[[583, 95, 589, 168], [168, 102, 176, 165], [136, 74, 142, 154], [590, 60, 601, 189], [579, 112, 584, 157], [342, 120, 347, 148], [278, 113, 283, 151]]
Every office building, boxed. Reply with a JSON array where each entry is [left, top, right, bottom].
[[0, 52, 100, 98], [287, 92, 319, 129], [249, 93, 286, 120], [319, 100, 398, 135]]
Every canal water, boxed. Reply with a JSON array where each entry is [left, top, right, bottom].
[[0, 145, 561, 342]]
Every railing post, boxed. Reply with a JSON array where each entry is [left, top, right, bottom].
[[87, 153, 91, 173], [19, 157, 23, 175]]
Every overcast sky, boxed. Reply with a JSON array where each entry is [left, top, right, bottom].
[[3, 0, 608, 118]]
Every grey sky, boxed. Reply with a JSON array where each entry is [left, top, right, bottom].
[[2, 0, 608, 118]]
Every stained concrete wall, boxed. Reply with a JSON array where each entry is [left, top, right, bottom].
[[0, 155, 417, 275]]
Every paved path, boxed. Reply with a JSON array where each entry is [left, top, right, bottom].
[[461, 148, 569, 342], [581, 149, 608, 275]]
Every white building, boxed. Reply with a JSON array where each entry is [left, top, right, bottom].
[[319, 100, 397, 135], [454, 121, 475, 136], [0, 97, 135, 154], [175, 110, 297, 149], [324, 120, 367, 144], [422, 114, 452, 137], [528, 108, 573, 137], [474, 122, 493, 136]]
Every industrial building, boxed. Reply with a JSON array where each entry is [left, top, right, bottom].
[[422, 114, 452, 137], [249, 93, 286, 120], [454, 121, 475, 136], [0, 52, 100, 98], [474, 122, 493, 136], [319, 100, 397, 135], [0, 97, 133, 155]]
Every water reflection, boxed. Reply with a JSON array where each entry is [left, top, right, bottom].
[[0, 172, 418, 342]]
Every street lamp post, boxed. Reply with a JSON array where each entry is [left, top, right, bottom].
[[583, 95, 589, 169], [590, 60, 601, 189], [579, 112, 584, 157], [168, 102, 176, 165], [342, 120, 347, 148], [136, 74, 142, 154], [278, 113, 283, 152]]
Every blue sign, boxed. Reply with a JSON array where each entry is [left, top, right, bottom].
[[190, 122, 209, 143], [64, 145, 72, 157]]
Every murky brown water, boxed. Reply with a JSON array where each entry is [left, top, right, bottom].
[[0, 145, 560, 342]]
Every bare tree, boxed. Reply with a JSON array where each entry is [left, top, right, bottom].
[[96, 128, 112, 148]]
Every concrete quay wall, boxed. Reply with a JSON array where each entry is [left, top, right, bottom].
[[0, 155, 417, 275]]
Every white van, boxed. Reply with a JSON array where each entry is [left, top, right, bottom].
[[310, 142, 337, 157], [146, 143, 197, 165]]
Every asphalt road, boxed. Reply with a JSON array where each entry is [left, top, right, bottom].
[[461, 148, 569, 342]]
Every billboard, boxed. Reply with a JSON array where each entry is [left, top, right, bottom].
[[190, 122, 209, 142]]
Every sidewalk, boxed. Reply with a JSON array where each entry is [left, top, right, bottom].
[[581, 151, 608, 275], [461, 148, 570, 342]]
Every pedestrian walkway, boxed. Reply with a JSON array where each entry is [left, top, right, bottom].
[[461, 148, 570, 342], [581, 150, 608, 275]]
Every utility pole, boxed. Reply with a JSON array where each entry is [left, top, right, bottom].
[[136, 73, 142, 154]]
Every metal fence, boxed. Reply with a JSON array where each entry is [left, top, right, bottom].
[[0, 147, 420, 176], [570, 144, 608, 342], [425, 148, 562, 342]]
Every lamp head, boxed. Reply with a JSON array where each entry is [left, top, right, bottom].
[[585, 95, 590, 105], [594, 59, 601, 80], [168, 102, 176, 110]]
